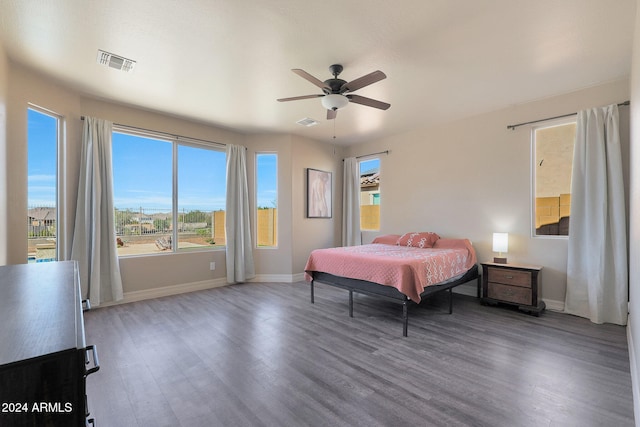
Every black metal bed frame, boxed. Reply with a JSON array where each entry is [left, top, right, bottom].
[[310, 264, 481, 337]]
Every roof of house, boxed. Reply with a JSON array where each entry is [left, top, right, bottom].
[[361, 171, 380, 187], [27, 207, 56, 221]]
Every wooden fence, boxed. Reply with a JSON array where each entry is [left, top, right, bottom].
[[211, 208, 278, 247]]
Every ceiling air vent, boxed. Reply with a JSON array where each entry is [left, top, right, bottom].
[[296, 118, 319, 127], [97, 50, 136, 73]]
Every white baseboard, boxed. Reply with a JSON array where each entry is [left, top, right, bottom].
[[97, 274, 307, 308], [98, 278, 228, 307], [98, 274, 567, 314], [542, 298, 565, 312], [627, 316, 640, 427]]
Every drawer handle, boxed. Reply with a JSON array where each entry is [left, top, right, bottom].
[[85, 345, 100, 376], [504, 275, 514, 279]]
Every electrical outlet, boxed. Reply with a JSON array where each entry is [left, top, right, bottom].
[[209, 262, 216, 271]]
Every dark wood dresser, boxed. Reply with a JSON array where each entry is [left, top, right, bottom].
[[481, 261, 545, 315], [0, 261, 99, 426]]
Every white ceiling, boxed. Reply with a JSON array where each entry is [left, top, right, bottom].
[[0, 0, 636, 145]]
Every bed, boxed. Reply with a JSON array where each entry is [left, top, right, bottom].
[[304, 233, 480, 336]]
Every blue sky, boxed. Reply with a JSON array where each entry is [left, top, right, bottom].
[[360, 158, 379, 175], [27, 109, 278, 212], [256, 153, 277, 208], [27, 108, 57, 207]]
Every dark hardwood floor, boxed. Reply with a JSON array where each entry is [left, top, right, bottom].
[[85, 281, 634, 427]]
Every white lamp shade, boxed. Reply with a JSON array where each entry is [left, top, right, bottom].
[[492, 232, 509, 253], [321, 94, 349, 110]]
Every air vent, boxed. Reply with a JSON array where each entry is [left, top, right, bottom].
[[296, 118, 319, 127], [97, 50, 136, 73]]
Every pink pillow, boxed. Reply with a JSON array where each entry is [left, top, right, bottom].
[[396, 232, 440, 248], [433, 238, 477, 267], [371, 234, 402, 245], [433, 238, 466, 249]]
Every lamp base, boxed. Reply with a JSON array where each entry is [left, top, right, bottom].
[[493, 256, 507, 264]]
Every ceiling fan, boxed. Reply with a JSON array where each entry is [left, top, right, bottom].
[[277, 64, 390, 120]]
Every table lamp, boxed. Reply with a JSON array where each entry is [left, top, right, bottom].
[[493, 232, 508, 264]]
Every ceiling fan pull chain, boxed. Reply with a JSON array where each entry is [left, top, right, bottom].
[[333, 115, 337, 139]]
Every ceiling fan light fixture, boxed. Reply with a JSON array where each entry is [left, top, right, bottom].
[[321, 94, 349, 111]]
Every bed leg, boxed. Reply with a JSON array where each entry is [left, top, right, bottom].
[[349, 290, 354, 317], [310, 280, 315, 304], [448, 288, 453, 314], [402, 302, 408, 337]]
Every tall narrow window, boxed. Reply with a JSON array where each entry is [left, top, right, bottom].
[[27, 107, 59, 263], [359, 158, 380, 231], [111, 129, 226, 256], [533, 120, 576, 236], [256, 153, 278, 247]]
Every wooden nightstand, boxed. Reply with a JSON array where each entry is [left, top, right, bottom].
[[481, 262, 545, 315]]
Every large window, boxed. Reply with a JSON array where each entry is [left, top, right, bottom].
[[532, 120, 576, 236], [112, 129, 226, 256], [256, 153, 278, 247], [359, 158, 380, 231], [27, 107, 60, 263]]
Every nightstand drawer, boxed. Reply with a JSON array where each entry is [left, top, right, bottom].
[[487, 267, 531, 288], [487, 282, 532, 305]]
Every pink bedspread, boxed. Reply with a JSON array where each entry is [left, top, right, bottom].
[[304, 240, 476, 303]]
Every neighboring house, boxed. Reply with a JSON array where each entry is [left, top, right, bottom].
[[27, 207, 56, 237], [360, 166, 380, 204], [360, 167, 380, 230]]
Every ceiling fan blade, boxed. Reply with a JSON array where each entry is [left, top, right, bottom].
[[277, 94, 323, 102], [327, 109, 337, 120], [347, 94, 391, 110], [340, 70, 386, 93], [292, 69, 330, 90]]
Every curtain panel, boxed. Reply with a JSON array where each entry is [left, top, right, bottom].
[[565, 104, 628, 325], [70, 116, 124, 306], [342, 157, 361, 247], [225, 144, 255, 283]]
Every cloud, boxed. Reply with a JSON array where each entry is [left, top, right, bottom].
[[28, 174, 56, 183]]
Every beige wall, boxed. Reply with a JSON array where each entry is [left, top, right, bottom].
[[291, 135, 344, 273], [79, 98, 246, 293], [347, 79, 630, 305], [245, 133, 294, 277], [1, 60, 343, 296], [1, 58, 633, 308], [628, 0, 640, 419], [7, 64, 83, 265]]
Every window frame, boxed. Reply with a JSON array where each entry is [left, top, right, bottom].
[[255, 152, 278, 249], [112, 126, 227, 257], [358, 156, 381, 232], [27, 104, 63, 262], [530, 117, 576, 239]]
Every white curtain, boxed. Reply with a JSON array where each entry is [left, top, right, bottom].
[[71, 117, 123, 306], [342, 157, 361, 246], [225, 144, 255, 283], [565, 104, 628, 325]]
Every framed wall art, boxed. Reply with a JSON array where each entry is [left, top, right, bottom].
[[307, 168, 332, 218]]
